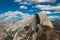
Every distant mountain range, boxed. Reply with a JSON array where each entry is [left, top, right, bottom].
[[52, 20, 60, 30]]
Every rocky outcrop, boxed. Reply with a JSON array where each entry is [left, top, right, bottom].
[[13, 13, 55, 40], [0, 13, 60, 40]]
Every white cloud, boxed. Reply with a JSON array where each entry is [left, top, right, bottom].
[[38, 11, 60, 14], [0, 11, 32, 21], [48, 16, 60, 19], [14, 0, 56, 4], [14, 0, 22, 2], [48, 16, 60, 21], [14, 0, 32, 5], [30, 0, 56, 3], [20, 6, 27, 9], [1, 11, 59, 21], [53, 11, 60, 13], [39, 11, 51, 14], [21, 2, 30, 5], [35, 5, 60, 11], [49, 16, 57, 18]]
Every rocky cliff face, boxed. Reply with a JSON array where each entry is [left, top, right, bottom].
[[13, 13, 55, 40], [0, 13, 60, 40], [38, 13, 54, 29]]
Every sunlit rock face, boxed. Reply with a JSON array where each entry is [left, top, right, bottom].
[[33, 13, 60, 40], [30, 13, 55, 40], [37, 13, 54, 29]]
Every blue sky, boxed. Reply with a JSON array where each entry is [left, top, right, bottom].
[[0, 0, 60, 21]]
